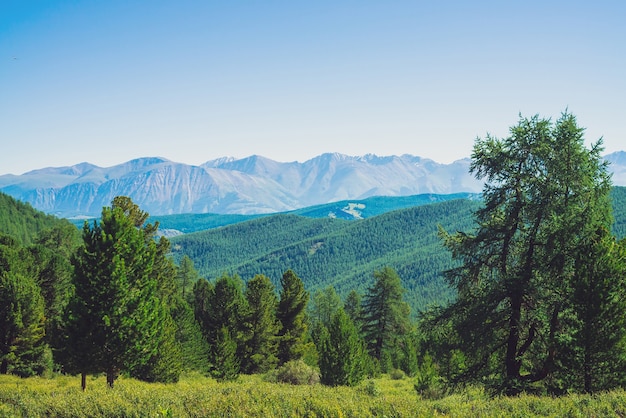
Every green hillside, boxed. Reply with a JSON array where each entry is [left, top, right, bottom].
[[0, 191, 77, 245], [611, 186, 626, 238], [104, 192, 478, 234], [171, 186, 626, 314], [170, 198, 481, 313]]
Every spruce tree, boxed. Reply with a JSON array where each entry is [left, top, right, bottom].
[[276, 269, 309, 364]]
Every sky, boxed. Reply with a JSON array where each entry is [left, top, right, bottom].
[[1, 1, 625, 175]]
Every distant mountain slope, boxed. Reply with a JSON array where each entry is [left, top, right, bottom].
[[137, 192, 480, 235], [2, 152, 623, 218], [0, 154, 486, 217], [0, 191, 78, 245]]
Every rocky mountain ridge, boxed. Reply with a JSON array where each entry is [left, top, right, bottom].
[[1, 152, 623, 217]]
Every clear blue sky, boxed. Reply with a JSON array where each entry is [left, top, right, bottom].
[[1, 1, 624, 175]]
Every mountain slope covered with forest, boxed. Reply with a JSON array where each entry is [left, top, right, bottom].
[[171, 186, 626, 313]]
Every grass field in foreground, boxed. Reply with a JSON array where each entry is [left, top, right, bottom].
[[1, 373, 626, 417]]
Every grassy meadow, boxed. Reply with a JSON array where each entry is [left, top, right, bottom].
[[1, 373, 626, 417]]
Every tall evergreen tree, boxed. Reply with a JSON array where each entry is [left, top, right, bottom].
[[277, 269, 309, 364], [317, 308, 366, 386], [343, 289, 363, 326], [193, 273, 246, 378], [241, 274, 280, 374], [310, 285, 342, 327], [560, 228, 626, 393], [112, 196, 183, 383], [177, 255, 199, 302], [213, 326, 239, 381], [436, 112, 613, 394], [361, 267, 411, 369], [0, 235, 47, 376], [63, 201, 170, 389]]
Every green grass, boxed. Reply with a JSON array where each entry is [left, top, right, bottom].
[[1, 373, 625, 417]]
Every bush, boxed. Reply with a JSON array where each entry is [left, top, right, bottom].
[[389, 368, 406, 380], [265, 360, 320, 385]]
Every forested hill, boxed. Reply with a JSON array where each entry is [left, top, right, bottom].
[[170, 198, 481, 312], [0, 191, 76, 245], [170, 186, 626, 314]]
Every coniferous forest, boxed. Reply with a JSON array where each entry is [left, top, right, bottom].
[[2, 112, 626, 416]]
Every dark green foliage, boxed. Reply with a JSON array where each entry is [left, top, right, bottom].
[[171, 198, 480, 314], [317, 308, 367, 386], [169, 297, 210, 374], [0, 235, 47, 376], [309, 285, 342, 327], [436, 112, 614, 394], [241, 274, 281, 374], [63, 200, 171, 388], [135, 193, 478, 234], [0, 192, 75, 246], [343, 289, 363, 326], [212, 327, 240, 381], [361, 267, 411, 370], [28, 224, 79, 355], [557, 229, 626, 393], [277, 269, 309, 364], [176, 255, 199, 302], [193, 273, 246, 378], [611, 186, 626, 239]]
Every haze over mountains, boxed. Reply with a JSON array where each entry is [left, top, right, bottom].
[[1, 152, 625, 218]]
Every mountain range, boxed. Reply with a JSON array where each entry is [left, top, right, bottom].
[[1, 151, 624, 218]]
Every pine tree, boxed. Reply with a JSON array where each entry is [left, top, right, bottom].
[[63, 201, 170, 389], [193, 273, 246, 375], [276, 269, 309, 364], [0, 235, 47, 376], [318, 308, 366, 386], [241, 274, 280, 374], [212, 326, 239, 381]]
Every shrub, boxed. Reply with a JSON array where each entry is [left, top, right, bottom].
[[266, 360, 320, 385], [390, 368, 406, 380]]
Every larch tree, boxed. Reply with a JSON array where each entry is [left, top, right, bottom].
[[436, 112, 613, 394], [361, 266, 411, 370], [310, 285, 342, 328]]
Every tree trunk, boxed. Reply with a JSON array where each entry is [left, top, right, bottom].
[[81, 372, 87, 391], [505, 292, 522, 394], [0, 358, 7, 374], [106, 369, 117, 388]]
